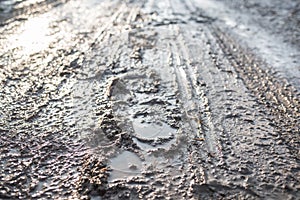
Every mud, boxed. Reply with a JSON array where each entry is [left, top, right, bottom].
[[0, 0, 299, 199]]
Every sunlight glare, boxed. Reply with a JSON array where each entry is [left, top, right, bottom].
[[11, 15, 52, 56]]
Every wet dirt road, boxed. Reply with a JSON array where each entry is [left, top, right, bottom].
[[0, 0, 299, 199]]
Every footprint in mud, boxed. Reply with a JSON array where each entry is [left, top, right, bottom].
[[108, 118, 178, 182]]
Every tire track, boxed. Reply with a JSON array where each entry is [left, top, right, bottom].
[[210, 26, 300, 158], [167, 0, 299, 198], [168, 26, 222, 159]]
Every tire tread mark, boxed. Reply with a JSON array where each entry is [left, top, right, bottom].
[[210, 25, 300, 158], [168, 24, 223, 159]]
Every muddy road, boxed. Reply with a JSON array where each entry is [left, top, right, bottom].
[[0, 0, 299, 199]]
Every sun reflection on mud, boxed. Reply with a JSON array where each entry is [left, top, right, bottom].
[[10, 15, 52, 55]]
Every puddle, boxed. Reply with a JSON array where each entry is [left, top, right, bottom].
[[132, 120, 175, 139], [109, 151, 143, 181], [133, 138, 154, 150], [133, 137, 175, 151]]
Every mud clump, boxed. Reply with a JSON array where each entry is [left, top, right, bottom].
[[99, 113, 122, 140], [76, 156, 109, 198]]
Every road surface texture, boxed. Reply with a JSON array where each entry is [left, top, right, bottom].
[[0, 0, 299, 199]]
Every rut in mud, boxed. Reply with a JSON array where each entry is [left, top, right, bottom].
[[0, 0, 299, 199]]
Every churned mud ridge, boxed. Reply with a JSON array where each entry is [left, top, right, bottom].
[[0, 0, 123, 198]]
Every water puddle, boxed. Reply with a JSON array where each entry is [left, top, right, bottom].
[[109, 151, 143, 181], [133, 137, 175, 151], [132, 120, 175, 140]]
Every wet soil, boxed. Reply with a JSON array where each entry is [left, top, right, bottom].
[[0, 0, 299, 199]]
